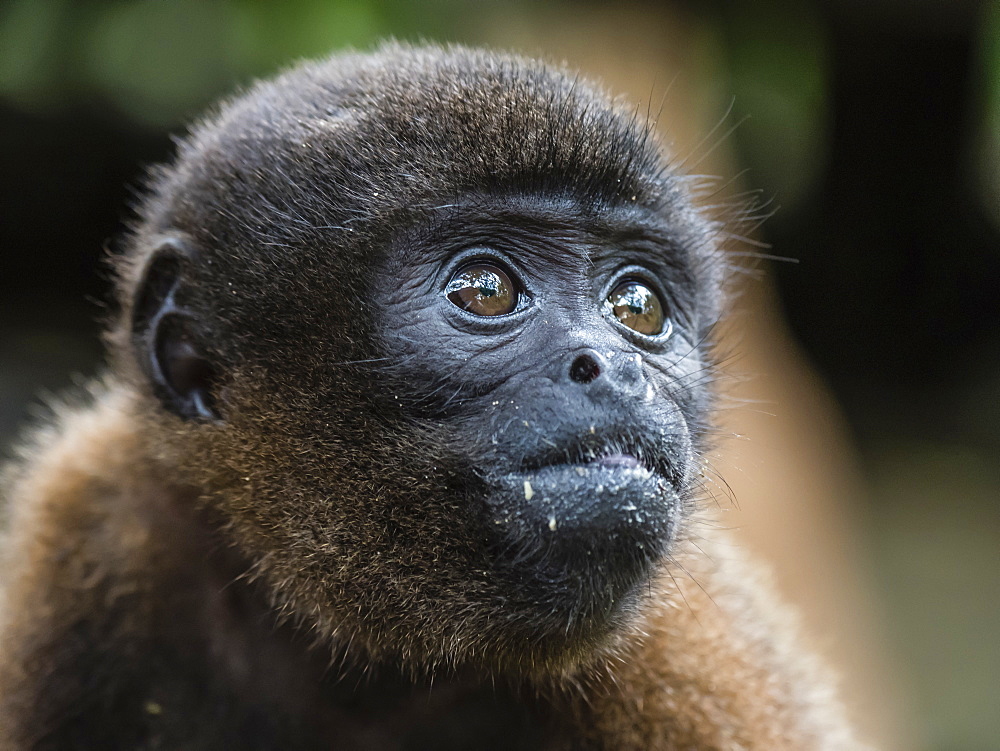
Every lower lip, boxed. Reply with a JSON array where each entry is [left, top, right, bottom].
[[488, 460, 668, 533], [519, 461, 657, 501], [514, 453, 653, 493]]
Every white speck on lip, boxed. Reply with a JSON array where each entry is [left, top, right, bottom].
[[524, 481, 534, 500], [575, 466, 587, 476], [548, 516, 558, 531]]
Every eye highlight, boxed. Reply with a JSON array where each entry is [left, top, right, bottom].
[[605, 280, 666, 336], [446, 263, 518, 316]]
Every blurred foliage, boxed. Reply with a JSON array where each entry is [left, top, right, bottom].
[[0, 0, 470, 126], [978, 1, 1000, 225], [722, 0, 828, 211], [2, 0, 994, 226]]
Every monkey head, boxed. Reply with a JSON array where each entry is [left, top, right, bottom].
[[113, 45, 726, 677]]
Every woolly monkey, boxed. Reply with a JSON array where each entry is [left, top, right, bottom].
[[0, 44, 861, 750]]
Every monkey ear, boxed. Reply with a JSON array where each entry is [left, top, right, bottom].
[[131, 236, 221, 422]]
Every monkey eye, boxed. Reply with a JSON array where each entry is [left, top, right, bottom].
[[605, 280, 666, 336], [445, 263, 518, 316]]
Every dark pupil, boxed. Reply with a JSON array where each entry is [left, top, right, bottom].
[[446, 264, 516, 316], [607, 281, 664, 335]]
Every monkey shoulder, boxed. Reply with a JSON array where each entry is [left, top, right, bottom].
[[0, 393, 563, 750], [0, 388, 212, 747], [575, 542, 862, 749]]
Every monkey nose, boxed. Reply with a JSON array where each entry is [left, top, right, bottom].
[[566, 349, 650, 399], [569, 352, 603, 384]]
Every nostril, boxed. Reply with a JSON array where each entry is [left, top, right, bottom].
[[569, 354, 601, 384]]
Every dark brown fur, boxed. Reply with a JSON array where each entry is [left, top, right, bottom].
[[0, 44, 862, 749]]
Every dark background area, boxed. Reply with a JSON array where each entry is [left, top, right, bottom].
[[1, 1, 997, 748]]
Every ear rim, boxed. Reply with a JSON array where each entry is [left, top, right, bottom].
[[130, 235, 221, 422]]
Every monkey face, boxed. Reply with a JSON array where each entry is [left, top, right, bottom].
[[122, 46, 724, 674], [373, 196, 710, 637]]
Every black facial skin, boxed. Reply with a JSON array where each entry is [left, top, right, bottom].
[[373, 194, 710, 636]]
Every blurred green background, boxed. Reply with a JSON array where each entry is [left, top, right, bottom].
[[1, 1, 997, 749]]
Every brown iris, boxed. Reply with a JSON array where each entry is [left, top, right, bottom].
[[606, 280, 665, 335], [446, 263, 517, 316]]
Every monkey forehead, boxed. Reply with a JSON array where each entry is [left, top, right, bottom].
[[139, 44, 677, 242]]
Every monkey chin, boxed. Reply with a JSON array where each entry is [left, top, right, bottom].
[[478, 461, 681, 652]]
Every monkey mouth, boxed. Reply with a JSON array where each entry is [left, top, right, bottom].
[[519, 439, 660, 476], [484, 439, 679, 556]]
